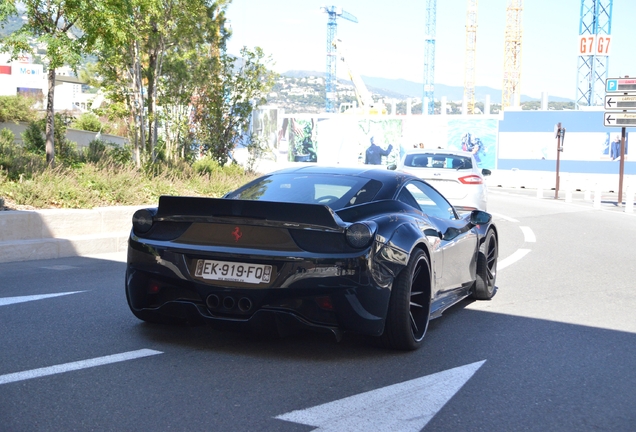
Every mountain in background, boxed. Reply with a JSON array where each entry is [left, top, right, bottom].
[[283, 70, 574, 104]]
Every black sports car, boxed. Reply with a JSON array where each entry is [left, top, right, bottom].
[[126, 166, 498, 350]]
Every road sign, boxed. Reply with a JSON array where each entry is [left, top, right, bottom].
[[605, 94, 636, 110], [604, 112, 636, 127], [606, 78, 636, 93]]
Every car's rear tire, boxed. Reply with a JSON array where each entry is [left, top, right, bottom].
[[471, 228, 498, 300], [381, 249, 431, 351]]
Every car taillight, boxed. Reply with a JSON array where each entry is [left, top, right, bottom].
[[345, 222, 377, 248], [132, 208, 156, 234], [458, 175, 483, 185]]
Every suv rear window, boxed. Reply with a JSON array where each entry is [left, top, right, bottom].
[[404, 154, 472, 170]]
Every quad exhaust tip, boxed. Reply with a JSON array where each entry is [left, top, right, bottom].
[[206, 294, 220, 309], [207, 294, 253, 312], [238, 297, 253, 312]]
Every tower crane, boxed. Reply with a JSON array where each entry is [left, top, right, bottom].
[[464, 0, 478, 114], [502, 0, 523, 110], [422, 0, 437, 115], [320, 6, 358, 113], [576, 0, 613, 109]]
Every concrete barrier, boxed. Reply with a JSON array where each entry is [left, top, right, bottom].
[[0, 205, 146, 263]]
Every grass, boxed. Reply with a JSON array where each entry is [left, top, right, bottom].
[[0, 160, 261, 211]]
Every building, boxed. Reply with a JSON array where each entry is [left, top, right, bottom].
[[0, 53, 96, 112]]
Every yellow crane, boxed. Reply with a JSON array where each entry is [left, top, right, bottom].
[[333, 38, 387, 115], [502, 0, 523, 109], [464, 0, 478, 115]]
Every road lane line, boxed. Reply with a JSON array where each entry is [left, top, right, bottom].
[[520, 226, 536, 243], [498, 249, 531, 271], [0, 349, 163, 385], [489, 212, 519, 223], [0, 291, 85, 307]]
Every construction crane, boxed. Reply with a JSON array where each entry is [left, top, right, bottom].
[[464, 0, 478, 114], [422, 0, 436, 115], [320, 6, 358, 113], [576, 0, 613, 109], [502, 0, 523, 110], [333, 39, 387, 115]]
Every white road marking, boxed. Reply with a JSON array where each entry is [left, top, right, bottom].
[[40, 265, 78, 271], [0, 291, 85, 307], [489, 212, 519, 223], [498, 248, 531, 271], [276, 360, 486, 432], [0, 349, 163, 385], [520, 226, 536, 243]]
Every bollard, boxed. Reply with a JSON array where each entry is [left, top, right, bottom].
[[626, 185, 634, 214], [593, 184, 602, 208], [584, 189, 591, 201]]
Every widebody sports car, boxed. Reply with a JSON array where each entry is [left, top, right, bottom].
[[126, 166, 498, 350]]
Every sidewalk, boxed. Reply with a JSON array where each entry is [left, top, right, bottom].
[[487, 170, 636, 215]]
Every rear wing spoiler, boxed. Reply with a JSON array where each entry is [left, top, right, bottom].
[[155, 195, 344, 231]]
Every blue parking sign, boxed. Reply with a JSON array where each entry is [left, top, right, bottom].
[[606, 79, 618, 92]]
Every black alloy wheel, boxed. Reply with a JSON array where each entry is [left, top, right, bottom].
[[471, 228, 498, 300], [381, 249, 431, 350]]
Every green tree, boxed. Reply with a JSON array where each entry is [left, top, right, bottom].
[[0, 0, 103, 167], [92, 0, 231, 166], [192, 46, 276, 166]]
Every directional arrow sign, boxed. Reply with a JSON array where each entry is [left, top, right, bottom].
[[276, 360, 486, 432], [604, 94, 636, 110], [604, 112, 636, 127]]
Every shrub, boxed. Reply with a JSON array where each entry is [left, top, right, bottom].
[[70, 112, 103, 132], [0, 95, 39, 123], [22, 121, 45, 154], [192, 157, 221, 175]]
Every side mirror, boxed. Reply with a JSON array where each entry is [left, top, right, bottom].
[[481, 168, 491, 176], [470, 210, 492, 226], [387, 164, 397, 171]]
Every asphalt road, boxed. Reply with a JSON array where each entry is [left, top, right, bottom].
[[1, 190, 635, 431]]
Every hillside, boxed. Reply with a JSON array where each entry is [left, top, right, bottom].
[[266, 71, 574, 114]]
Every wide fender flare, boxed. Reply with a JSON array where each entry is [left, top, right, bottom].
[[475, 222, 498, 255], [379, 222, 432, 279]]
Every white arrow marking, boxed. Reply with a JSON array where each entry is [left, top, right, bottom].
[[498, 248, 531, 270], [0, 349, 163, 385], [520, 226, 536, 243], [0, 291, 85, 307], [276, 360, 486, 432]]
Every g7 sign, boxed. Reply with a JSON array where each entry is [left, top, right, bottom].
[[578, 34, 612, 56]]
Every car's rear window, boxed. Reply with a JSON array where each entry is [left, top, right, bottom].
[[404, 153, 473, 170], [226, 174, 382, 210]]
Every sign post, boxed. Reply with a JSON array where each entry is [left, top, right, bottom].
[[554, 123, 565, 199], [604, 76, 634, 206]]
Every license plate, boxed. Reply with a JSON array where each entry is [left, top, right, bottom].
[[194, 259, 272, 284]]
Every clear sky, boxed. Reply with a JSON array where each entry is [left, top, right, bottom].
[[226, 0, 636, 100]]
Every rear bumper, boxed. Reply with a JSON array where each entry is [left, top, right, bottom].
[[125, 243, 392, 337]]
